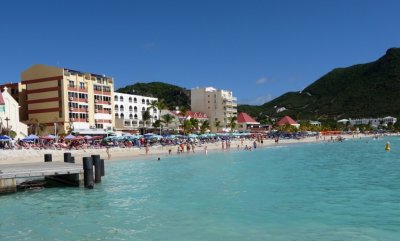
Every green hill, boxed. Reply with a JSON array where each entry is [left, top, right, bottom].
[[238, 48, 400, 121], [116, 82, 190, 109]]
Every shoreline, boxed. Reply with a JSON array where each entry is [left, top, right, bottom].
[[0, 134, 378, 165]]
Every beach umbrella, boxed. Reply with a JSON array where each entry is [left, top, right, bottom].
[[84, 135, 92, 140], [64, 134, 75, 140], [40, 134, 56, 140], [22, 134, 39, 142], [73, 136, 85, 140], [0, 135, 11, 141], [91, 136, 103, 140]]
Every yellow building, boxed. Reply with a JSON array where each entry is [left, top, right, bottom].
[[21, 64, 114, 135], [191, 87, 237, 132]]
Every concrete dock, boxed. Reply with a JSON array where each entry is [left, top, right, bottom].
[[0, 162, 84, 194]]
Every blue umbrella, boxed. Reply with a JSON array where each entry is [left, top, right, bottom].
[[0, 135, 11, 141], [64, 134, 75, 140], [22, 134, 39, 141]]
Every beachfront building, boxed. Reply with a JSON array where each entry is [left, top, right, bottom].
[[20, 64, 114, 135], [159, 109, 209, 133], [0, 87, 28, 138], [191, 87, 237, 132], [237, 112, 260, 131], [277, 115, 300, 128], [338, 117, 397, 127], [113, 92, 158, 132]]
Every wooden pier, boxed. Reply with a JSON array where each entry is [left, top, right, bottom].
[[0, 162, 84, 194]]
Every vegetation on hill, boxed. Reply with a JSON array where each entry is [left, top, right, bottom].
[[238, 48, 400, 121], [117, 82, 190, 109]]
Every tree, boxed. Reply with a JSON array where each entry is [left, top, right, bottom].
[[149, 100, 158, 124], [153, 119, 162, 128], [183, 119, 192, 135], [214, 120, 221, 132], [156, 100, 166, 120], [161, 113, 174, 128], [28, 118, 46, 135], [190, 118, 199, 132], [142, 110, 151, 128], [228, 116, 237, 133], [200, 120, 210, 134]]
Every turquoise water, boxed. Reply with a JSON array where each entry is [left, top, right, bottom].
[[1, 138, 400, 241]]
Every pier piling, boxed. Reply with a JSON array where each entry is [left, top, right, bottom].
[[64, 153, 72, 163], [44, 154, 52, 162], [100, 159, 105, 176], [82, 157, 94, 189], [92, 155, 101, 183]]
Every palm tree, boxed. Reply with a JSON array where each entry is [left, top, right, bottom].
[[161, 113, 174, 128], [149, 100, 158, 124], [214, 120, 221, 132], [142, 110, 151, 128], [28, 118, 46, 135], [183, 119, 192, 135], [200, 120, 210, 134], [156, 100, 166, 120], [190, 118, 199, 133], [228, 116, 237, 133]]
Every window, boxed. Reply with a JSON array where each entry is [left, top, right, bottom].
[[115, 113, 119, 118], [134, 98, 137, 103], [142, 99, 145, 104], [120, 105, 124, 110], [129, 97, 132, 103], [120, 96, 123, 102], [114, 96, 118, 101], [79, 82, 85, 89], [129, 114, 133, 119], [120, 113, 124, 118], [68, 80, 75, 88], [129, 106, 133, 112], [134, 114, 138, 119], [146, 99, 149, 104], [134, 106, 138, 112], [114, 105, 118, 111], [142, 107, 145, 111]]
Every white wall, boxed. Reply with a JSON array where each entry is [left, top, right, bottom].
[[0, 88, 28, 138]]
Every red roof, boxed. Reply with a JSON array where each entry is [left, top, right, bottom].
[[0, 92, 5, 105], [237, 112, 259, 124], [277, 116, 298, 126]]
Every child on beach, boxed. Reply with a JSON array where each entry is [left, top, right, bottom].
[[106, 147, 111, 160]]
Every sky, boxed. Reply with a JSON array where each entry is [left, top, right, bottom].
[[1, 0, 400, 105]]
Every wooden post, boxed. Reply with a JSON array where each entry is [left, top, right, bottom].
[[64, 152, 72, 163], [91, 155, 101, 183], [82, 157, 94, 189], [44, 154, 52, 162], [100, 159, 105, 176]]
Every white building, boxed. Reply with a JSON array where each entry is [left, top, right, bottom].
[[0, 87, 28, 138], [191, 87, 237, 132], [113, 92, 158, 130], [338, 117, 397, 127]]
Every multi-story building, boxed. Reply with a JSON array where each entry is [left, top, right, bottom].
[[0, 87, 28, 138], [113, 92, 158, 131], [191, 87, 237, 132], [20, 64, 114, 135]]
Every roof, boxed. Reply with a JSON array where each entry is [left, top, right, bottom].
[[277, 116, 297, 126], [237, 112, 259, 124], [0, 91, 5, 105]]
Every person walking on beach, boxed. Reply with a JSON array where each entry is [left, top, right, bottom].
[[191, 143, 195, 153], [106, 147, 111, 160], [204, 145, 208, 155], [145, 144, 149, 155]]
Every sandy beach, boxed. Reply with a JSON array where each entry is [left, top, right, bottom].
[[0, 134, 373, 165]]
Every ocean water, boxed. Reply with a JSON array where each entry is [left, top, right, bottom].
[[1, 137, 400, 241]]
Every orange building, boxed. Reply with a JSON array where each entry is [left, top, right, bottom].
[[21, 64, 114, 135]]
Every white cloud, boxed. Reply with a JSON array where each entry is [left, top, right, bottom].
[[255, 77, 268, 85]]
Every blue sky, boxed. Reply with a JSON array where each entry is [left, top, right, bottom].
[[1, 0, 400, 105]]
